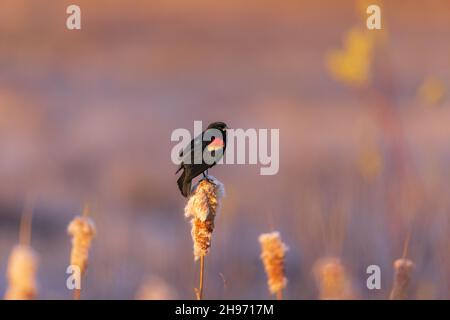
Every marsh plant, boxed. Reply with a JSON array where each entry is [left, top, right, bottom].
[[184, 176, 225, 299]]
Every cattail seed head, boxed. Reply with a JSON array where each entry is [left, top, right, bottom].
[[184, 176, 224, 260], [258, 231, 288, 296], [4, 245, 38, 300], [313, 257, 354, 300], [67, 216, 96, 275], [135, 276, 178, 300], [390, 258, 414, 300]]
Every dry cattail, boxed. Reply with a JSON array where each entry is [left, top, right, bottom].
[[258, 232, 288, 298], [135, 276, 178, 300], [418, 76, 445, 106], [184, 176, 224, 260], [313, 257, 354, 300], [4, 245, 38, 300], [390, 258, 414, 300], [325, 27, 374, 87], [67, 215, 96, 275]]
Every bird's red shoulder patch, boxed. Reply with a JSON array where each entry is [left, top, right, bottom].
[[207, 137, 224, 151]]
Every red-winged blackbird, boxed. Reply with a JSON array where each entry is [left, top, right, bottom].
[[176, 122, 228, 197]]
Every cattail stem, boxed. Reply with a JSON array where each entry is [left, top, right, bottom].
[[402, 231, 411, 260], [73, 288, 81, 300], [196, 256, 205, 300], [276, 289, 283, 300], [19, 204, 33, 246]]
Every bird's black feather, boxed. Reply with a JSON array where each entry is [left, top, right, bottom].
[[176, 122, 227, 197]]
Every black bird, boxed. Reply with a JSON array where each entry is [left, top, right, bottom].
[[176, 122, 228, 197]]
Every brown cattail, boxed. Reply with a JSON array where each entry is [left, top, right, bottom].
[[184, 176, 224, 260], [313, 257, 354, 300], [389, 258, 414, 300], [135, 276, 178, 300], [4, 245, 38, 300], [67, 215, 96, 276], [259, 231, 288, 298]]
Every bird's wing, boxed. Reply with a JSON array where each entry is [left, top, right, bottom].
[[179, 128, 226, 166], [178, 133, 206, 165]]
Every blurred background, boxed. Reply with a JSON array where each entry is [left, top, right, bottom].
[[0, 0, 449, 299]]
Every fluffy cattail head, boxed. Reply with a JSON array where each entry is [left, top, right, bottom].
[[313, 257, 354, 300], [4, 245, 38, 300], [258, 231, 288, 296], [67, 215, 96, 275], [390, 258, 414, 300], [184, 176, 224, 260], [135, 276, 178, 300]]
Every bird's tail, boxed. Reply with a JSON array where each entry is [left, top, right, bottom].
[[177, 169, 192, 197]]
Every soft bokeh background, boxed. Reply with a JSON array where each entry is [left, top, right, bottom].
[[0, 0, 449, 299]]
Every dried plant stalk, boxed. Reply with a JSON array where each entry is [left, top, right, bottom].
[[313, 257, 354, 300], [68, 215, 96, 275], [184, 176, 224, 260], [135, 276, 178, 300], [389, 258, 414, 300], [184, 176, 224, 299], [67, 210, 96, 299], [4, 245, 38, 300], [259, 231, 288, 299]]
